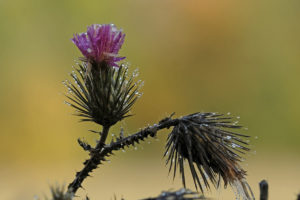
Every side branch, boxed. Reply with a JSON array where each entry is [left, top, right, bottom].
[[102, 117, 180, 153], [67, 115, 179, 195], [67, 112, 249, 197]]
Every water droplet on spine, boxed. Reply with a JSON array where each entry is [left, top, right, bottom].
[[64, 101, 71, 106]]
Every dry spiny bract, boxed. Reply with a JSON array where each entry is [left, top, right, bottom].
[[164, 112, 254, 199], [142, 188, 207, 200], [41, 185, 73, 200], [64, 62, 142, 126]]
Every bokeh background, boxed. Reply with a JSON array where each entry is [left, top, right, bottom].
[[0, 0, 299, 199]]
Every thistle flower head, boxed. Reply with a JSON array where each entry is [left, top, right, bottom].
[[72, 24, 125, 68], [164, 113, 254, 199]]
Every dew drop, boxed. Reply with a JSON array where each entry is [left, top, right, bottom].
[[64, 101, 71, 106], [138, 81, 144, 89], [227, 112, 231, 115], [134, 147, 138, 150], [226, 136, 232, 140], [132, 68, 139, 77]]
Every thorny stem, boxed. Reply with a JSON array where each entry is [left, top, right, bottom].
[[97, 126, 111, 151], [259, 180, 268, 200], [68, 125, 110, 194], [103, 117, 179, 153], [67, 115, 180, 195]]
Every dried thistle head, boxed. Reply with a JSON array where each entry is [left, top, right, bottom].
[[164, 112, 253, 199], [64, 63, 143, 126]]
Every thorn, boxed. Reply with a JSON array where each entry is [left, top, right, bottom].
[[110, 138, 115, 145], [88, 129, 100, 134], [120, 127, 124, 138], [79, 185, 85, 190]]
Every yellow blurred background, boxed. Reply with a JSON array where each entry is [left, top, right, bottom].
[[0, 0, 299, 199]]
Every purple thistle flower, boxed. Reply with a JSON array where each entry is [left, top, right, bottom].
[[72, 24, 125, 67]]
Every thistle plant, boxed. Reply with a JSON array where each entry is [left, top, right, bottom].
[[44, 23, 255, 200]]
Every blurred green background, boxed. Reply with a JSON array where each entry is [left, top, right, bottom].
[[0, 0, 299, 199]]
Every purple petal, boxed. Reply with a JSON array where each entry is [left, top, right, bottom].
[[72, 24, 126, 67]]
